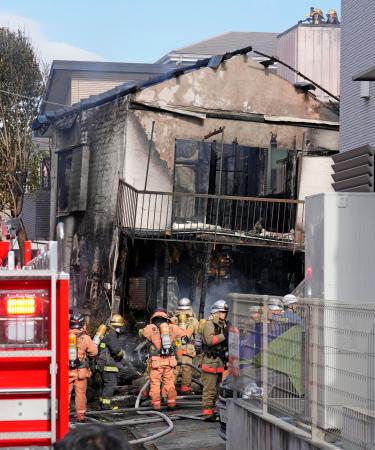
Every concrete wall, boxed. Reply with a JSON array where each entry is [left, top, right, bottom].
[[227, 400, 339, 450], [340, 0, 375, 152]]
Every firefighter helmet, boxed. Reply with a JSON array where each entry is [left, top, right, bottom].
[[150, 308, 170, 326], [311, 8, 323, 18], [327, 8, 338, 18], [282, 294, 298, 306], [110, 314, 126, 327], [177, 297, 192, 310], [211, 300, 229, 314], [267, 297, 283, 311], [69, 312, 85, 329]]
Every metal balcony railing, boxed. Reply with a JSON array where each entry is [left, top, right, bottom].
[[115, 179, 305, 250]]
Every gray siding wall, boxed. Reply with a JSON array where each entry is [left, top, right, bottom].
[[22, 190, 51, 241], [340, 0, 375, 152]]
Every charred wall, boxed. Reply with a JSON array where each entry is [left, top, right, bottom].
[[49, 55, 338, 312]]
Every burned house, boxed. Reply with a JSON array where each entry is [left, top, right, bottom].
[[34, 47, 339, 320]]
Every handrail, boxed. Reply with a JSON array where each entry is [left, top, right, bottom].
[[118, 179, 304, 205], [116, 179, 305, 249]]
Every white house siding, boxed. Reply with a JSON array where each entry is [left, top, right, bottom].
[[340, 0, 375, 152], [71, 77, 127, 105]]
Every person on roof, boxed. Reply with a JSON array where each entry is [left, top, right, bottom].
[[140, 308, 195, 410], [326, 9, 340, 24], [310, 8, 325, 24]]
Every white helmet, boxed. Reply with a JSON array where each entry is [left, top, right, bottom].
[[211, 300, 229, 314], [267, 297, 283, 311], [282, 294, 298, 306], [177, 297, 192, 310]]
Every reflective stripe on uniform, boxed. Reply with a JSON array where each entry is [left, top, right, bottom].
[[99, 342, 106, 349], [115, 350, 124, 358], [103, 365, 119, 372], [100, 398, 112, 405], [201, 364, 224, 373]]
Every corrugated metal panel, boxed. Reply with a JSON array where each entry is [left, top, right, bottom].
[[340, 0, 375, 153], [128, 277, 147, 310], [331, 145, 374, 191], [22, 194, 37, 240], [297, 26, 340, 100], [35, 190, 50, 240], [21, 190, 50, 241], [277, 27, 298, 85], [277, 25, 341, 101]]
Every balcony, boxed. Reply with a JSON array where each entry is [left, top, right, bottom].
[[115, 180, 305, 251]]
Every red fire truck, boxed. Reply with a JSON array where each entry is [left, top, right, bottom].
[[0, 237, 69, 447]]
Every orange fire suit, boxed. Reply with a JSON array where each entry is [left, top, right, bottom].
[[68, 328, 98, 421], [142, 322, 193, 410], [171, 311, 199, 393]]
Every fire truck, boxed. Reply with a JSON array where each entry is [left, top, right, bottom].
[[0, 227, 69, 447]]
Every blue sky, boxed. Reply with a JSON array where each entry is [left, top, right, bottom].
[[0, 0, 341, 63]]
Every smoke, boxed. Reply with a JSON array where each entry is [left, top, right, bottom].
[[204, 279, 234, 317]]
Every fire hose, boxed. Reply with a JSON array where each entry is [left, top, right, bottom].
[[77, 362, 204, 444], [128, 379, 174, 445]]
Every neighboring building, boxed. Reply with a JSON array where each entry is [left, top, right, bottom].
[[340, 0, 375, 153], [277, 22, 340, 102], [330, 0, 375, 192], [34, 49, 338, 313], [156, 31, 278, 68], [41, 60, 178, 115]]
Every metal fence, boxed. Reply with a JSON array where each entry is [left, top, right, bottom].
[[228, 294, 375, 450], [116, 179, 305, 250]]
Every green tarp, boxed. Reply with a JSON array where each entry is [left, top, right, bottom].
[[254, 325, 304, 395]]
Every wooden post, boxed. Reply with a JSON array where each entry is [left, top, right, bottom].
[[199, 244, 212, 319], [162, 243, 169, 310]]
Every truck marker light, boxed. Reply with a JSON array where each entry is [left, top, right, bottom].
[[6, 297, 36, 315]]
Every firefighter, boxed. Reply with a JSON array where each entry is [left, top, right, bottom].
[[141, 307, 195, 410], [310, 8, 324, 24], [97, 314, 127, 410], [171, 298, 199, 394], [68, 312, 98, 422], [282, 294, 304, 325], [201, 300, 229, 421], [326, 9, 339, 24]]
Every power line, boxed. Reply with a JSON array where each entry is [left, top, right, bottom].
[[0, 88, 77, 111]]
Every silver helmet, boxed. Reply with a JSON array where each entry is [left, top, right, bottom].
[[211, 299, 229, 314], [267, 297, 283, 311], [177, 297, 192, 310], [282, 294, 298, 306]]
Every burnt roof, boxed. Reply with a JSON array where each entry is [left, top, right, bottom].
[[33, 46, 253, 131]]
